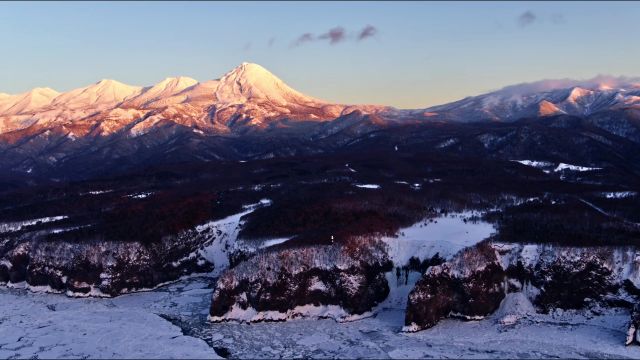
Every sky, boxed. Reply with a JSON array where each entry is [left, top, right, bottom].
[[1, 1, 640, 108]]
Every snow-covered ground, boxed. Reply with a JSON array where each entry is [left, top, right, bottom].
[[0, 215, 67, 234], [554, 162, 602, 172], [601, 191, 637, 199], [354, 184, 381, 189], [0, 282, 219, 359], [171, 198, 277, 277], [2, 211, 639, 358], [127, 192, 153, 199], [379, 212, 495, 312], [2, 277, 639, 359], [512, 160, 553, 169], [383, 211, 495, 264], [512, 159, 602, 174]]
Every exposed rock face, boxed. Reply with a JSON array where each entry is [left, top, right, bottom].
[[209, 237, 393, 322], [530, 256, 617, 311], [627, 303, 640, 345], [404, 242, 507, 331], [0, 224, 220, 296], [405, 241, 640, 339]]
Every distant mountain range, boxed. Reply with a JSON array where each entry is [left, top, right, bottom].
[[426, 75, 640, 122], [0, 63, 389, 136], [1, 63, 639, 180]]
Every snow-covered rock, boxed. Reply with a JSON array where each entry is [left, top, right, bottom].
[[0, 202, 271, 296], [405, 239, 640, 344], [209, 237, 393, 322]]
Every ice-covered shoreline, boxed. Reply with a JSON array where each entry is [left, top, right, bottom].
[[2, 276, 640, 359]]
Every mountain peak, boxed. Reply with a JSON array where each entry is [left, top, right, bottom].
[[122, 76, 199, 108], [96, 78, 117, 84], [51, 79, 143, 109], [0, 87, 60, 115], [214, 62, 322, 106], [566, 87, 594, 103], [218, 62, 280, 86], [157, 76, 198, 87], [93, 79, 139, 90], [30, 87, 60, 97]]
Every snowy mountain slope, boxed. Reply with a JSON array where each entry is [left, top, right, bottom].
[[122, 76, 198, 108], [49, 79, 143, 110], [2, 69, 639, 137], [1, 66, 640, 180], [213, 62, 323, 106], [205, 63, 388, 129], [0, 63, 388, 140], [425, 76, 640, 123], [0, 87, 60, 115]]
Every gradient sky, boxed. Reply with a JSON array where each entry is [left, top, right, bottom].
[[1, 1, 639, 108]]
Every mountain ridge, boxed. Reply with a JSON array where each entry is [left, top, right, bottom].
[[1, 63, 640, 180], [0, 63, 391, 136], [2, 64, 639, 130]]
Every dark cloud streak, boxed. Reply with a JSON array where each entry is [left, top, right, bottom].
[[290, 33, 314, 48], [358, 25, 377, 41], [318, 27, 346, 45], [290, 25, 378, 49], [518, 11, 537, 27]]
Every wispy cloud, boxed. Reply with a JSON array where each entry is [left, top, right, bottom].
[[358, 25, 377, 41], [290, 25, 379, 48], [319, 27, 346, 45], [516, 11, 566, 28], [518, 11, 537, 27], [291, 33, 314, 48]]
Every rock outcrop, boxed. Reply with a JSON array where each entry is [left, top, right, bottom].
[[405, 240, 640, 343], [209, 237, 393, 322], [404, 242, 507, 331], [0, 221, 224, 296]]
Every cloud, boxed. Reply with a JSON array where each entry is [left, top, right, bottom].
[[291, 33, 314, 48], [515, 11, 566, 28], [518, 11, 537, 27], [290, 25, 378, 48], [358, 25, 377, 41], [318, 27, 346, 45]]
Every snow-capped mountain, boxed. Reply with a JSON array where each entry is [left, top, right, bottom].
[[122, 76, 199, 108], [3, 64, 638, 140], [49, 79, 143, 111], [1, 65, 640, 180], [0, 87, 59, 115], [425, 75, 640, 122], [207, 62, 350, 128], [0, 63, 388, 138]]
